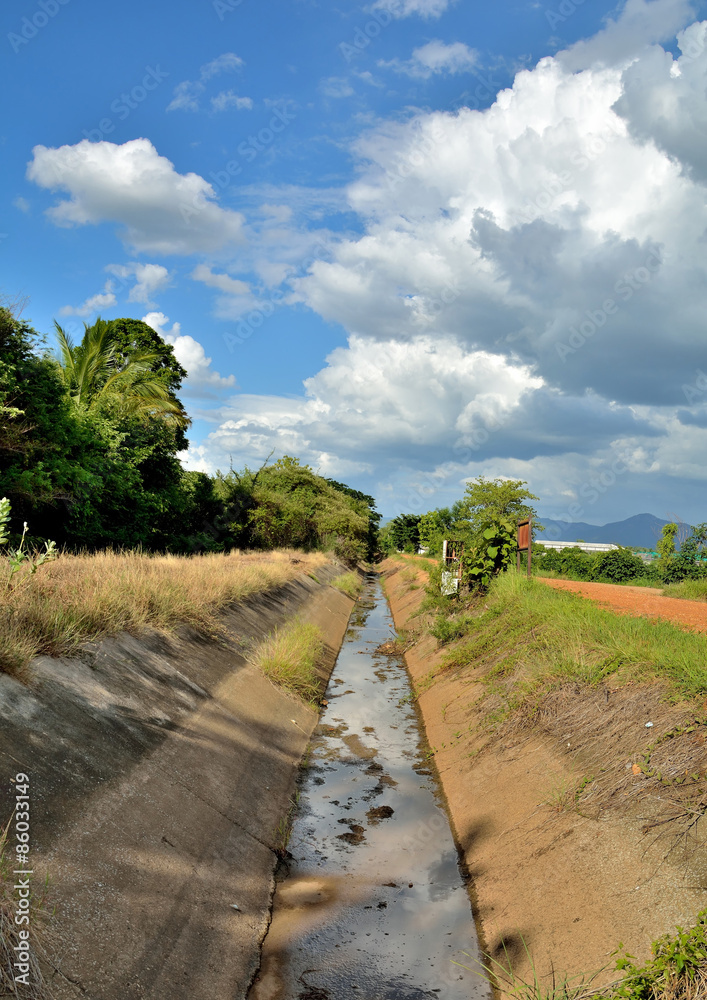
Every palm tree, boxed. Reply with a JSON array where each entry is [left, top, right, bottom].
[[54, 318, 188, 427]]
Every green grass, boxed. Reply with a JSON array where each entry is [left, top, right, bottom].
[[331, 571, 362, 600], [250, 618, 325, 702], [386, 551, 438, 571], [662, 579, 707, 602], [436, 569, 707, 707]]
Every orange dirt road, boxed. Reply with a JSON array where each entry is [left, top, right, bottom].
[[539, 577, 707, 635]]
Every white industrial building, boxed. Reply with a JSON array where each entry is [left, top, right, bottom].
[[538, 540, 619, 555]]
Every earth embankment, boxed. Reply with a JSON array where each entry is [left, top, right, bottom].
[[382, 557, 707, 995], [0, 561, 355, 1000]]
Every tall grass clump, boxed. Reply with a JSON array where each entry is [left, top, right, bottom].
[[331, 571, 362, 600], [250, 618, 324, 702], [662, 579, 707, 602], [0, 549, 328, 677]]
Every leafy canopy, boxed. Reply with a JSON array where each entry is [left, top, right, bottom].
[[457, 476, 541, 534], [54, 317, 188, 428]]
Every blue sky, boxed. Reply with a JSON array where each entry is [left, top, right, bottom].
[[3, 0, 707, 525]]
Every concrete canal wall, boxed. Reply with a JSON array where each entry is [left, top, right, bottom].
[[0, 563, 355, 1000]]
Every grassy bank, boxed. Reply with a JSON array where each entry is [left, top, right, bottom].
[[388, 556, 707, 1000], [429, 569, 707, 706], [0, 549, 329, 677]]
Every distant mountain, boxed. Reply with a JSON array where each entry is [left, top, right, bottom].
[[536, 513, 671, 549]]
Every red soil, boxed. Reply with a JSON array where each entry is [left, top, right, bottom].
[[539, 577, 707, 635]]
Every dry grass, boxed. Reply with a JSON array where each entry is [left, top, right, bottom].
[[0, 821, 53, 999], [331, 571, 362, 600], [250, 618, 325, 702], [0, 548, 328, 677]]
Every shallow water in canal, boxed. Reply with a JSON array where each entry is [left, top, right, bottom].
[[249, 576, 489, 1000]]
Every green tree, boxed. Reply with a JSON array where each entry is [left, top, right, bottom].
[[216, 456, 371, 562], [382, 514, 422, 553], [662, 523, 707, 583], [457, 476, 541, 535], [325, 478, 380, 559], [657, 522, 679, 562], [418, 508, 455, 555], [54, 317, 188, 428], [0, 306, 93, 536]]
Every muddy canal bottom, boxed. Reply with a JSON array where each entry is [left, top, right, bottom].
[[249, 578, 488, 1000]]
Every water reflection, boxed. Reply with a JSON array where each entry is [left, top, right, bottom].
[[248, 577, 489, 1000]]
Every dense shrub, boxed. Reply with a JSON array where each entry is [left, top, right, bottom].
[[591, 547, 645, 582], [559, 546, 594, 579], [463, 519, 516, 589]]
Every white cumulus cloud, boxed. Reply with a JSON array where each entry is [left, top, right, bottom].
[[106, 262, 172, 306], [370, 0, 456, 19], [181, 336, 543, 480], [557, 0, 696, 71], [142, 312, 237, 397], [59, 280, 116, 317], [191, 264, 250, 296], [381, 40, 477, 78], [207, 13, 707, 517], [27, 138, 245, 255]]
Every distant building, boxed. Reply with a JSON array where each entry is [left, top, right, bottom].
[[539, 540, 619, 555]]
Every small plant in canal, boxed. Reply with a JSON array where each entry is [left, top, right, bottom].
[[455, 939, 607, 1000], [273, 791, 300, 856]]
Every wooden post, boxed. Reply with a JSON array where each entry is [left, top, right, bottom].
[[527, 517, 532, 579]]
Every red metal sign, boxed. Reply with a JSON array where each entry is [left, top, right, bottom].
[[517, 520, 531, 552]]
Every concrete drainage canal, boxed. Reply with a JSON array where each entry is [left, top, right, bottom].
[[248, 575, 490, 1000]]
